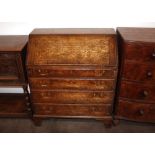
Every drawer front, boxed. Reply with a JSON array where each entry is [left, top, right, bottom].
[[117, 99, 155, 123], [0, 94, 29, 116], [120, 81, 155, 102], [125, 43, 155, 63], [123, 62, 155, 83], [28, 35, 116, 65], [31, 91, 114, 104], [34, 104, 111, 117], [27, 66, 116, 78], [29, 78, 115, 91], [0, 53, 25, 84], [0, 59, 18, 79]]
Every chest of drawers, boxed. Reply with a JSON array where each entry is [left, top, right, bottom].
[[0, 36, 31, 117], [115, 28, 155, 123], [27, 28, 118, 126]]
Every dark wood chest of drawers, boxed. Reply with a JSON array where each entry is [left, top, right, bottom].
[[116, 28, 155, 123], [0, 36, 31, 117], [27, 28, 118, 126]]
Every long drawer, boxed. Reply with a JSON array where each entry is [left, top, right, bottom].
[[29, 78, 115, 91], [31, 90, 114, 104], [117, 99, 155, 123], [33, 104, 112, 117], [120, 81, 155, 103], [27, 66, 117, 78]]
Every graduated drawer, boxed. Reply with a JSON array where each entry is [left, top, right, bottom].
[[117, 99, 155, 123], [29, 78, 115, 91], [120, 81, 155, 103], [33, 104, 112, 117], [124, 43, 155, 63], [0, 94, 30, 117], [123, 61, 155, 83], [31, 90, 114, 104], [27, 66, 116, 78]]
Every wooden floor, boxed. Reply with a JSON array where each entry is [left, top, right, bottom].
[[0, 118, 155, 133]]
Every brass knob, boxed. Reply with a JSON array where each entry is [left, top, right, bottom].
[[147, 71, 152, 77], [139, 109, 144, 115], [142, 90, 148, 97]]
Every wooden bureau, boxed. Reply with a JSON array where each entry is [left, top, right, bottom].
[[27, 28, 118, 126], [0, 36, 31, 117], [115, 28, 155, 123]]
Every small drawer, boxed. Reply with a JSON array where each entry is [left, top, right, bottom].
[[117, 99, 155, 123], [0, 94, 30, 117], [34, 104, 112, 117], [0, 59, 18, 80], [120, 81, 155, 102], [31, 90, 114, 104], [27, 66, 116, 78], [0, 53, 25, 85], [29, 78, 115, 91], [123, 62, 155, 83], [125, 43, 155, 63]]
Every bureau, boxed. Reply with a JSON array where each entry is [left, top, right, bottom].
[[27, 28, 118, 127], [115, 28, 155, 123], [0, 36, 31, 117]]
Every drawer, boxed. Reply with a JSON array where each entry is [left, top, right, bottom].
[[29, 78, 115, 91], [31, 90, 114, 104], [117, 99, 155, 123], [120, 81, 155, 102], [0, 54, 25, 85], [0, 59, 18, 79], [0, 94, 30, 117], [34, 104, 112, 117], [27, 66, 116, 78], [125, 43, 155, 63], [123, 62, 155, 83]]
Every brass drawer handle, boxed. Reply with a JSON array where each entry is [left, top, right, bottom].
[[93, 92, 103, 97], [41, 84, 47, 87], [40, 73, 47, 76]]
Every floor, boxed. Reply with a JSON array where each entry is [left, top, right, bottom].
[[0, 118, 155, 133]]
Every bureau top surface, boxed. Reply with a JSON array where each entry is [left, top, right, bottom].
[[30, 28, 116, 35], [0, 35, 28, 52], [117, 27, 155, 43]]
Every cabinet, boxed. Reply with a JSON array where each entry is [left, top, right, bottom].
[[27, 28, 118, 126], [0, 36, 31, 117], [115, 28, 155, 123]]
